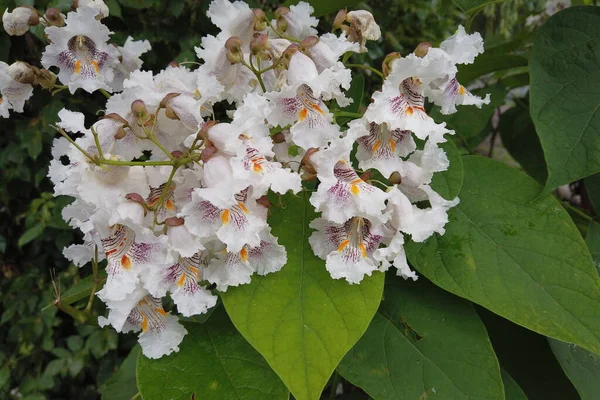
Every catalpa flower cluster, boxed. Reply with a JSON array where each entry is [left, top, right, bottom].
[[2, 0, 490, 358]]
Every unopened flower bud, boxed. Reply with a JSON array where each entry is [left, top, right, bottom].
[[131, 100, 148, 120], [275, 7, 289, 32], [165, 106, 178, 120], [36, 69, 57, 89], [382, 52, 401, 77], [301, 147, 319, 175], [168, 60, 179, 68], [275, 6, 289, 17], [333, 9, 347, 30], [256, 195, 271, 209], [44, 8, 64, 27], [359, 171, 373, 182], [125, 192, 146, 205], [199, 119, 218, 142], [414, 42, 432, 58], [225, 36, 243, 64], [388, 171, 402, 184], [271, 132, 286, 144], [346, 10, 381, 52], [9, 61, 37, 84], [276, 15, 288, 33], [200, 144, 218, 162], [103, 112, 128, 126], [300, 36, 319, 50], [252, 9, 267, 31], [113, 127, 127, 139], [250, 33, 268, 54], [171, 150, 184, 159], [2, 7, 38, 36], [165, 217, 185, 227]]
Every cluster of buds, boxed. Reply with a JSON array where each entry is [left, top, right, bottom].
[[3, 0, 491, 359]]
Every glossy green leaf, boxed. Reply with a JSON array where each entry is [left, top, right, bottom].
[[457, 55, 527, 84], [137, 308, 289, 400], [530, 6, 600, 194], [284, 0, 360, 17], [338, 276, 503, 400], [101, 346, 140, 400], [499, 106, 548, 184], [406, 156, 600, 354], [222, 192, 384, 400], [549, 339, 600, 399], [501, 370, 527, 400], [584, 173, 600, 215]]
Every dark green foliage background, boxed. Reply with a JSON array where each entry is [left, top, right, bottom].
[[2, 0, 598, 399]]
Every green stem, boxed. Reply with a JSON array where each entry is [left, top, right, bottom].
[[345, 63, 386, 80], [53, 126, 96, 162], [152, 166, 179, 227], [266, 19, 301, 43], [130, 393, 141, 400], [99, 88, 111, 99], [90, 126, 104, 160], [240, 58, 267, 93], [84, 246, 100, 314], [328, 371, 341, 399], [563, 202, 595, 222], [334, 111, 363, 119], [98, 159, 179, 166]]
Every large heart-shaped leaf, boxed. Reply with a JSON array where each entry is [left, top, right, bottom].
[[549, 339, 600, 399], [222, 192, 384, 400], [406, 156, 600, 354], [137, 307, 289, 400], [338, 276, 504, 400], [102, 346, 140, 400], [501, 370, 527, 400], [530, 6, 600, 194]]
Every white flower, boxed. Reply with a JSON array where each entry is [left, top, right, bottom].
[[373, 233, 417, 280], [204, 229, 286, 291], [365, 49, 456, 142], [95, 221, 174, 302], [145, 253, 218, 317], [42, 7, 119, 93], [345, 10, 381, 52], [110, 37, 151, 91], [77, 0, 110, 19], [277, 2, 318, 40], [427, 75, 491, 115], [309, 217, 387, 284], [266, 82, 341, 149], [207, 0, 258, 43], [0, 62, 33, 118], [2, 7, 35, 36], [348, 118, 416, 179], [439, 25, 484, 65], [180, 188, 267, 253], [309, 138, 389, 224], [385, 185, 458, 243], [98, 287, 187, 359], [308, 33, 360, 73]]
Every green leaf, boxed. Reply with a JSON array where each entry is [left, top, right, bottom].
[[101, 345, 140, 400], [18, 224, 45, 248], [479, 307, 579, 399], [284, 0, 359, 17], [586, 221, 600, 272], [499, 106, 548, 184], [406, 156, 600, 354], [137, 308, 288, 400], [343, 74, 365, 115], [457, 54, 527, 84], [530, 6, 600, 195], [549, 339, 600, 399], [584, 173, 600, 215], [501, 370, 527, 400], [430, 138, 464, 200], [221, 192, 384, 400], [338, 276, 504, 400]]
